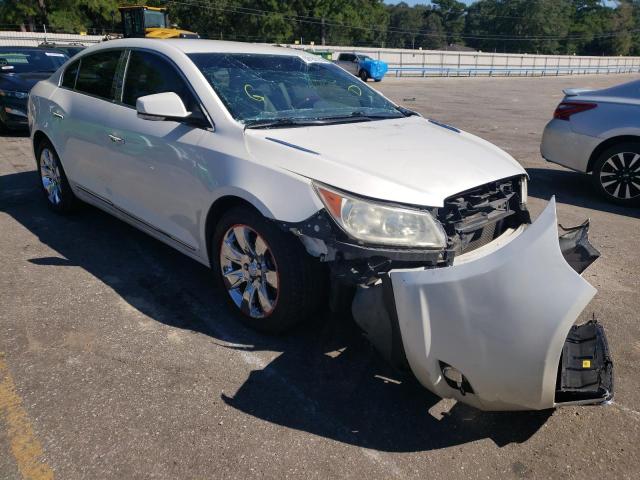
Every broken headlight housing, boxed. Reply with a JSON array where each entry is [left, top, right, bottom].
[[314, 183, 447, 249]]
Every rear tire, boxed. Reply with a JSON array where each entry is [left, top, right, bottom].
[[36, 139, 78, 213], [211, 205, 326, 333], [591, 142, 640, 206], [358, 69, 368, 82]]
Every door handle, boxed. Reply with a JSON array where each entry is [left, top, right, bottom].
[[52, 112, 64, 119], [108, 134, 125, 144]]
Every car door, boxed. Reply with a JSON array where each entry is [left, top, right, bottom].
[[47, 49, 125, 201], [105, 49, 212, 253], [335, 53, 358, 75]]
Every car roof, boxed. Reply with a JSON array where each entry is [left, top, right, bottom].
[[84, 38, 321, 59]]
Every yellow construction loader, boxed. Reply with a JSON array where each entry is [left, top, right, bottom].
[[119, 5, 199, 39]]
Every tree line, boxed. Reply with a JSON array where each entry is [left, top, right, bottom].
[[1, 0, 640, 55]]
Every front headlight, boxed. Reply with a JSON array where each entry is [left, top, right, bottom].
[[314, 183, 447, 249], [0, 89, 29, 99]]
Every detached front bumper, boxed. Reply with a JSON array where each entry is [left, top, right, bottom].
[[355, 198, 613, 411]]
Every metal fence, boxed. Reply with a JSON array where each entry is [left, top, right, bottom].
[[0, 31, 103, 47], [292, 44, 640, 77]]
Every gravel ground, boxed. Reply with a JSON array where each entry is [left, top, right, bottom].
[[0, 73, 639, 480]]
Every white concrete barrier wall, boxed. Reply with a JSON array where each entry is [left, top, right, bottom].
[[2, 32, 638, 76], [287, 44, 640, 76]]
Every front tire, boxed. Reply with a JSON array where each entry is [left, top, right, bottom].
[[591, 142, 640, 206], [36, 139, 78, 213], [358, 69, 369, 82], [211, 206, 326, 333]]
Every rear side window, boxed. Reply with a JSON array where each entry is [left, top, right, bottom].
[[75, 50, 121, 99], [122, 50, 197, 110], [339, 53, 355, 61], [61, 60, 79, 89]]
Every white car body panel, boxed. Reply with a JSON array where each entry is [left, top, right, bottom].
[[245, 116, 525, 207], [390, 198, 596, 411]]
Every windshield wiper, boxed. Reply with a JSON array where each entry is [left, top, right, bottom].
[[244, 111, 403, 129], [396, 106, 421, 117], [315, 111, 404, 123], [244, 118, 318, 129]]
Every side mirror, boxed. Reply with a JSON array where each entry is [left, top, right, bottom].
[[136, 92, 191, 121]]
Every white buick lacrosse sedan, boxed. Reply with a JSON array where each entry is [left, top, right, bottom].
[[28, 39, 613, 411]]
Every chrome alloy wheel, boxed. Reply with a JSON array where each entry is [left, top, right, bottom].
[[39, 148, 63, 205], [599, 152, 640, 200], [219, 225, 279, 319]]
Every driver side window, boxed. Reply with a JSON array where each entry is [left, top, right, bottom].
[[122, 50, 201, 115]]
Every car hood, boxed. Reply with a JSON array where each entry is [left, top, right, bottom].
[[244, 115, 525, 207], [0, 71, 52, 92]]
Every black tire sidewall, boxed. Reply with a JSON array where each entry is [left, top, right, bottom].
[[36, 139, 76, 213], [211, 206, 325, 333], [358, 69, 368, 81], [592, 142, 640, 206]]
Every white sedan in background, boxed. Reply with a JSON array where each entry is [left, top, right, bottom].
[[28, 38, 613, 411], [541, 79, 640, 206]]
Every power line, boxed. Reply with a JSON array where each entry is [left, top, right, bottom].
[[164, 0, 640, 42]]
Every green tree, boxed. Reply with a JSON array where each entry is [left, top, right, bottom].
[[607, 0, 634, 55], [421, 11, 447, 50], [0, 0, 118, 33], [431, 0, 466, 45], [387, 2, 425, 48], [465, 0, 573, 54], [564, 0, 614, 55]]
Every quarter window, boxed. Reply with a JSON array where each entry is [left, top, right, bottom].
[[122, 50, 198, 111], [61, 59, 79, 89], [75, 50, 121, 99]]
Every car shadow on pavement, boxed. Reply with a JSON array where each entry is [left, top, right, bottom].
[[526, 167, 640, 218], [1, 170, 551, 453]]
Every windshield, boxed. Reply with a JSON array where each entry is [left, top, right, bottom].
[[357, 55, 373, 61], [144, 10, 167, 28], [0, 49, 68, 74], [188, 53, 402, 126]]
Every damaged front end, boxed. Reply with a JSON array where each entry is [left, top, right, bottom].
[[281, 177, 614, 411]]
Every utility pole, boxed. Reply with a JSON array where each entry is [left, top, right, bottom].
[[321, 17, 326, 46]]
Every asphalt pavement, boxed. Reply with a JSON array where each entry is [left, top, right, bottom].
[[1, 73, 639, 479]]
